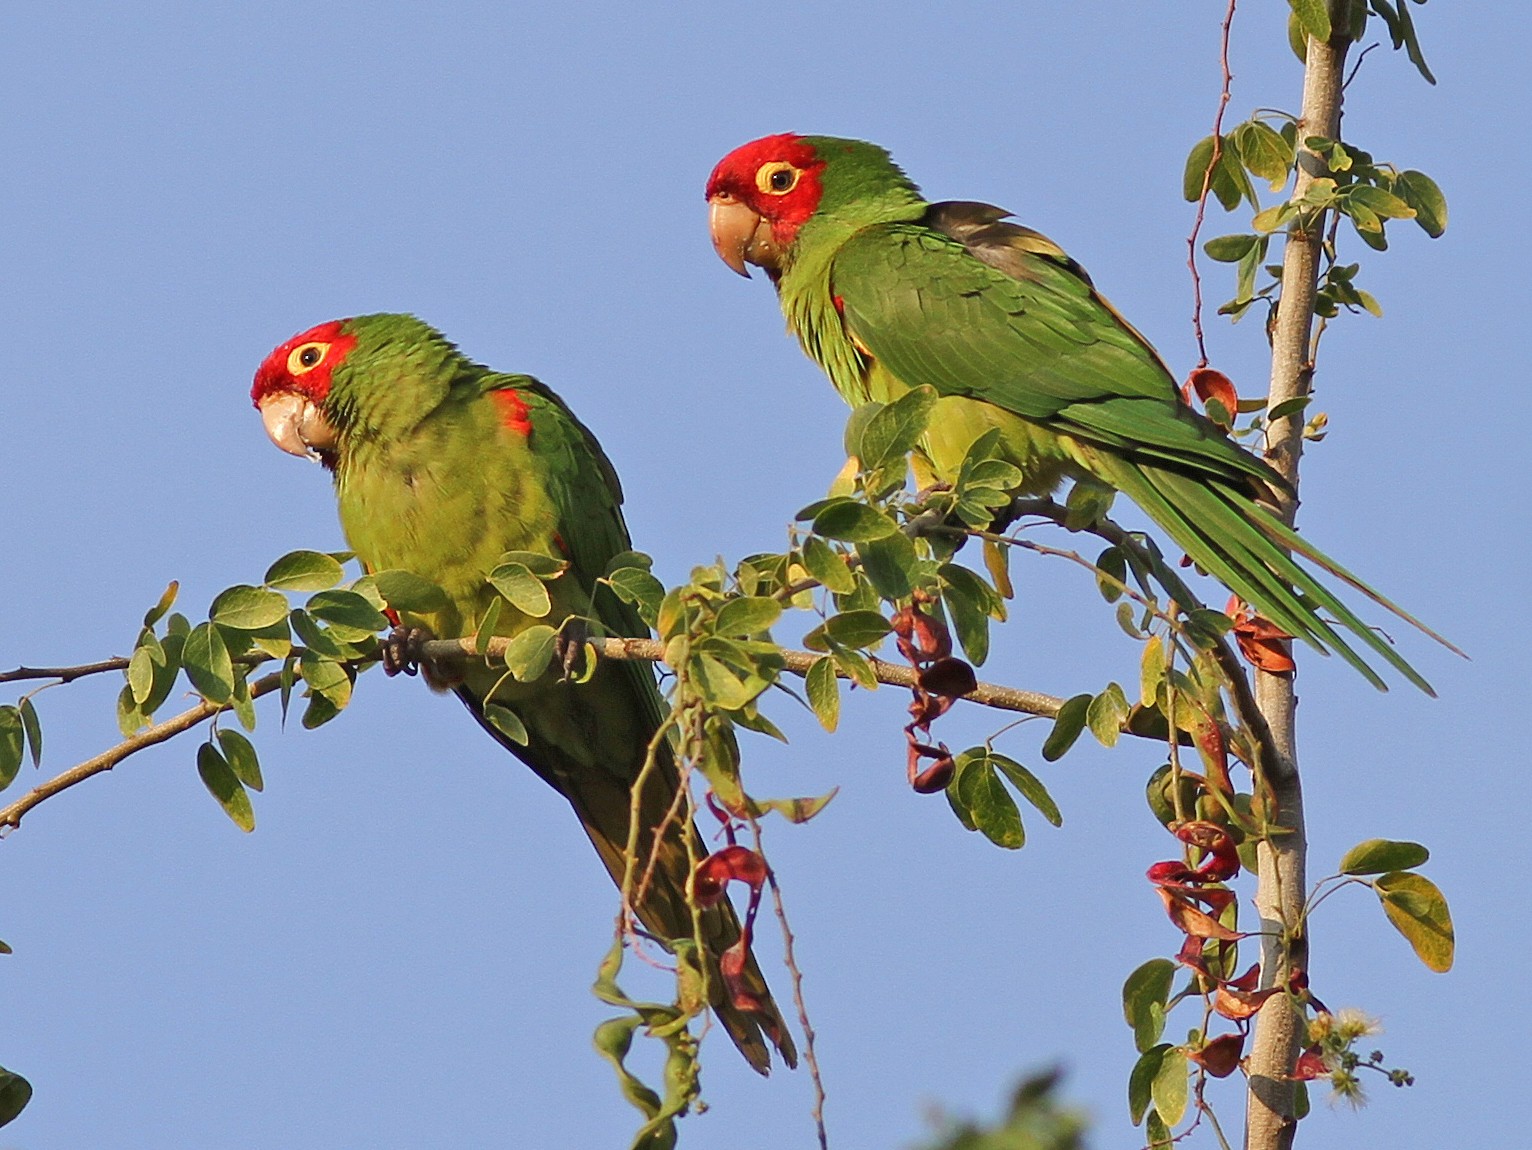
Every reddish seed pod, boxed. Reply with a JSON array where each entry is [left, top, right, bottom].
[[912, 757, 955, 793], [919, 656, 977, 697]]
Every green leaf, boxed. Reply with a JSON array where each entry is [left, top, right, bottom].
[[143, 580, 180, 627], [0, 709, 23, 792], [473, 596, 504, 654], [955, 753, 1024, 849], [607, 566, 665, 626], [831, 647, 877, 689], [940, 564, 1002, 667], [264, 550, 345, 592], [127, 644, 156, 706], [1086, 683, 1130, 748], [690, 654, 758, 710], [1182, 135, 1216, 203], [714, 596, 781, 637], [299, 652, 353, 707], [196, 742, 255, 832], [210, 584, 292, 631], [812, 499, 899, 543], [1339, 838, 1429, 875], [804, 656, 840, 733], [1123, 959, 1177, 1054], [856, 530, 917, 600], [822, 610, 893, 650], [1394, 170, 1447, 237], [289, 609, 347, 659], [301, 692, 342, 730], [483, 703, 529, 746], [1151, 1045, 1189, 1126], [857, 385, 938, 469], [1375, 871, 1454, 971], [1235, 119, 1294, 186], [1391, 0, 1436, 84], [0, 1068, 32, 1127], [800, 535, 857, 594], [371, 569, 450, 613], [183, 622, 235, 703], [117, 684, 146, 738], [1146, 1108, 1173, 1150], [1063, 479, 1115, 530], [990, 754, 1061, 827], [1251, 203, 1296, 234], [1348, 184, 1415, 220], [216, 728, 264, 792], [1266, 395, 1312, 421], [1041, 694, 1092, 762], [18, 697, 41, 769], [487, 562, 553, 618], [1129, 1045, 1168, 1125], [230, 672, 257, 733], [304, 589, 389, 633], [1202, 233, 1259, 263], [1095, 546, 1127, 603], [505, 625, 559, 682], [1288, 0, 1331, 42], [496, 550, 568, 578]]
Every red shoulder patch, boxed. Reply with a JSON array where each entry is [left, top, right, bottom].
[[493, 389, 533, 438]]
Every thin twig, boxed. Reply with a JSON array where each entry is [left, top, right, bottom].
[[747, 816, 829, 1150], [1188, 0, 1240, 367], [0, 658, 133, 684]]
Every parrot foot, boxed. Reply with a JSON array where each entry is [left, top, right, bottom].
[[382, 625, 435, 677], [554, 619, 591, 681]]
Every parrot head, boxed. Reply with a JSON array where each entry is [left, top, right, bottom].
[[706, 133, 922, 279], [252, 319, 360, 465], [252, 314, 461, 468]]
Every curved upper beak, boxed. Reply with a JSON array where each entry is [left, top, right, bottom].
[[258, 391, 338, 462], [708, 193, 778, 278]]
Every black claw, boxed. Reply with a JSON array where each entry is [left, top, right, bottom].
[[382, 625, 433, 677], [554, 619, 591, 680]]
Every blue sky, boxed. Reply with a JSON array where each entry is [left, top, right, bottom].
[[2, 3, 1525, 1147]]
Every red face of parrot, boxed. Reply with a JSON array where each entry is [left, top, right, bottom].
[[251, 320, 359, 462], [705, 134, 826, 278]]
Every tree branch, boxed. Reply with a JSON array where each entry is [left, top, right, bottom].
[[1246, 15, 1350, 1150], [0, 670, 287, 832], [420, 635, 1069, 720]]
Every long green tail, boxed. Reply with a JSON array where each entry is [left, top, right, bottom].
[[1081, 448, 1454, 694]]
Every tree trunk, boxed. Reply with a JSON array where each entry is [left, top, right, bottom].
[[1243, 17, 1350, 1150]]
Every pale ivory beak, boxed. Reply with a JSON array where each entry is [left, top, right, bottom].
[[258, 392, 338, 461], [708, 194, 782, 277]]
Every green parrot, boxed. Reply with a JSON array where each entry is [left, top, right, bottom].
[[251, 313, 795, 1073], [706, 133, 1453, 692]]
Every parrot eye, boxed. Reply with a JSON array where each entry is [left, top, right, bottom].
[[756, 161, 801, 196], [288, 341, 331, 375]]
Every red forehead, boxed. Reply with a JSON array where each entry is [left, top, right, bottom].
[[251, 319, 355, 406], [706, 133, 821, 198]]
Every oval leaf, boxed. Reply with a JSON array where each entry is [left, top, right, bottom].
[[1339, 838, 1429, 876], [1123, 959, 1177, 1054], [857, 385, 938, 469], [211, 584, 292, 631], [505, 625, 559, 682], [217, 728, 264, 792], [488, 562, 553, 618], [183, 622, 234, 703], [1041, 694, 1092, 762], [1151, 1045, 1189, 1127], [0, 1068, 32, 1127], [304, 589, 389, 633], [264, 550, 345, 592], [1375, 871, 1454, 972], [812, 500, 899, 543], [196, 742, 254, 832], [804, 656, 840, 733], [714, 596, 782, 638]]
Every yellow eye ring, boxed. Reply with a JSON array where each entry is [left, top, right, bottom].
[[756, 161, 801, 196], [287, 341, 331, 375]]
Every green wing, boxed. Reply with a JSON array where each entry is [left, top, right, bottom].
[[830, 218, 1446, 692], [832, 220, 1278, 492]]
